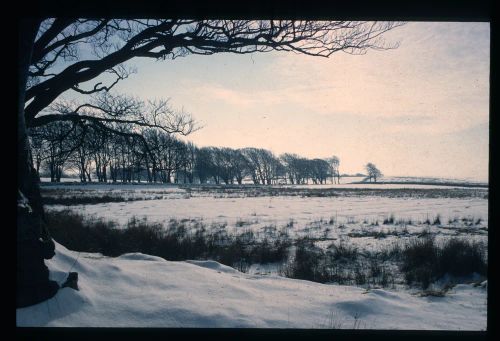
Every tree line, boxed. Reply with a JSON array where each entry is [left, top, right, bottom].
[[29, 120, 343, 185]]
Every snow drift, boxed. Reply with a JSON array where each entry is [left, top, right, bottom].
[[16, 242, 487, 329]]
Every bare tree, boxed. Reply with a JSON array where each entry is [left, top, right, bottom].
[[176, 141, 197, 184], [259, 149, 280, 185], [281, 153, 300, 184], [240, 148, 280, 185], [241, 148, 263, 185], [231, 149, 250, 185], [88, 128, 113, 182], [310, 159, 330, 184], [30, 121, 76, 182], [28, 131, 47, 178], [326, 156, 340, 184], [25, 20, 404, 129], [365, 162, 382, 183], [195, 147, 216, 184]]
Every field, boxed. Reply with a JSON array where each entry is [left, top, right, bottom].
[[41, 181, 488, 275], [16, 179, 489, 329]]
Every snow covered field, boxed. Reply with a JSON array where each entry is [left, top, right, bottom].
[[25, 181, 488, 329], [42, 183, 488, 254], [48, 194, 487, 229], [16, 242, 487, 329]]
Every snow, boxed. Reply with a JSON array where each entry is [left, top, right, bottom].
[[40, 177, 81, 183], [43, 184, 488, 259], [48, 195, 488, 233], [40, 181, 487, 190], [29, 182, 488, 328], [41, 181, 187, 191], [16, 242, 487, 329], [369, 176, 488, 186]]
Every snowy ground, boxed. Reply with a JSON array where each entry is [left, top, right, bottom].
[[16, 242, 487, 329], [42, 182, 488, 262], [361, 176, 487, 186], [28, 181, 488, 328], [48, 195, 487, 229]]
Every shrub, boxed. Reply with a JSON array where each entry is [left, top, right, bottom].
[[47, 211, 487, 290], [46, 209, 120, 254], [437, 239, 487, 277], [383, 214, 395, 225], [400, 237, 438, 289], [328, 242, 358, 261], [233, 258, 251, 273], [400, 236, 487, 289], [354, 268, 366, 285], [369, 258, 381, 278], [43, 194, 149, 206], [282, 239, 328, 282]]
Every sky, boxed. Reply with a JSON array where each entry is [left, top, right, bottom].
[[69, 22, 490, 181]]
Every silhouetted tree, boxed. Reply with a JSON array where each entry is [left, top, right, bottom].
[[232, 149, 251, 185], [365, 162, 382, 182], [326, 156, 340, 184], [195, 147, 216, 184], [281, 153, 302, 184], [310, 159, 330, 184], [241, 148, 263, 184], [178, 142, 197, 184], [30, 121, 75, 182]]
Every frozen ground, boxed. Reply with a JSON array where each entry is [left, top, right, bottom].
[[48, 195, 487, 228], [42, 183, 488, 253], [362, 176, 487, 186], [16, 242, 487, 329]]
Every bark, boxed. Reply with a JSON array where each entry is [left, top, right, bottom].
[[18, 18, 59, 308]]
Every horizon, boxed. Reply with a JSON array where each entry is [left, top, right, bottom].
[[50, 170, 488, 184], [57, 21, 490, 182]]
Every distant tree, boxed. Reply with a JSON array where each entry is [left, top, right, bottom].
[[239, 148, 280, 185], [159, 134, 186, 183], [29, 121, 75, 182], [142, 128, 164, 183], [365, 162, 382, 182], [310, 159, 330, 184], [179, 142, 197, 184], [281, 153, 303, 185], [86, 127, 113, 182], [66, 123, 94, 182], [211, 147, 234, 184], [296, 159, 308, 184], [241, 148, 264, 185], [195, 147, 216, 184], [259, 149, 280, 185], [231, 149, 251, 185], [28, 131, 46, 178], [326, 156, 340, 184]]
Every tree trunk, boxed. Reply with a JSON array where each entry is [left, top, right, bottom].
[[56, 166, 62, 182], [103, 165, 107, 182], [17, 18, 59, 308]]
